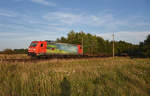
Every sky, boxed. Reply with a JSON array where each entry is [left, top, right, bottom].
[[0, 0, 150, 50]]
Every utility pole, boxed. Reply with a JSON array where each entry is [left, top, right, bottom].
[[112, 33, 115, 59]]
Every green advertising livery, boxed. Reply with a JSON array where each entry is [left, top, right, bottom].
[[46, 43, 78, 55]]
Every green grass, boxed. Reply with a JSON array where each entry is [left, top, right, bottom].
[[0, 57, 150, 96]]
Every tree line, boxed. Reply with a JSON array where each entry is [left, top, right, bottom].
[[57, 30, 150, 57], [0, 49, 28, 54], [1, 30, 150, 57]]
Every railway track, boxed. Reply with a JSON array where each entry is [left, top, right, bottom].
[[0, 58, 38, 62], [0, 55, 110, 62]]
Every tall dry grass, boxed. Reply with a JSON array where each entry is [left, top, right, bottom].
[[0, 57, 150, 96], [0, 54, 29, 59]]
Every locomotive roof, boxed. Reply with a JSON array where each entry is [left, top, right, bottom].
[[31, 40, 81, 46], [56, 43, 77, 45], [47, 42, 79, 46]]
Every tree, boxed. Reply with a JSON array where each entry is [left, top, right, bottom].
[[139, 34, 150, 57], [96, 36, 105, 53], [67, 30, 76, 44], [3, 49, 14, 54], [58, 37, 68, 43], [57, 30, 144, 57], [14, 49, 28, 54]]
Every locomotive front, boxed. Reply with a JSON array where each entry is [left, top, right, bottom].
[[28, 41, 47, 56], [28, 41, 38, 56]]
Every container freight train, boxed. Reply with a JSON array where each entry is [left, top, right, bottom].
[[28, 40, 83, 57]]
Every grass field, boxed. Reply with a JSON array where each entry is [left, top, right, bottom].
[[0, 54, 29, 59], [0, 57, 150, 96]]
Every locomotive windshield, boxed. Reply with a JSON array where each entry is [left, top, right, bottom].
[[30, 42, 38, 47]]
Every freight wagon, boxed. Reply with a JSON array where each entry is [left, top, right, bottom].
[[28, 40, 83, 57]]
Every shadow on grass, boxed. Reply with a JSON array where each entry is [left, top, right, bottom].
[[60, 77, 71, 96]]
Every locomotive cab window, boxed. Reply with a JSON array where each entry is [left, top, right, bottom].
[[30, 42, 38, 47], [41, 44, 43, 47]]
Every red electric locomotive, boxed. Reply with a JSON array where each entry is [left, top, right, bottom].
[[28, 40, 83, 57]]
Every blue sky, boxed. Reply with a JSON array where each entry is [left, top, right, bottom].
[[0, 0, 150, 50]]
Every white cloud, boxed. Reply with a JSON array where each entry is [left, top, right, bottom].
[[98, 31, 150, 44], [43, 12, 82, 24], [43, 11, 150, 35], [0, 12, 14, 17], [12, 0, 56, 6], [0, 10, 17, 17], [43, 12, 115, 27], [31, 0, 56, 6]]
